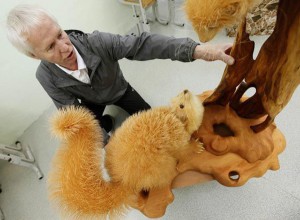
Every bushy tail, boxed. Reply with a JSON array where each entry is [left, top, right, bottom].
[[50, 106, 99, 140], [48, 106, 130, 219]]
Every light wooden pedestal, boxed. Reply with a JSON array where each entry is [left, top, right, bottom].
[[129, 91, 286, 218]]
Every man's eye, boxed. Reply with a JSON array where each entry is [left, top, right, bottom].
[[47, 44, 54, 51]]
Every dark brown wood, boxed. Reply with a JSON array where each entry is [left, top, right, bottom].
[[203, 19, 255, 107], [204, 0, 300, 132]]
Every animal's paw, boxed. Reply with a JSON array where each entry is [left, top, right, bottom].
[[192, 138, 205, 154]]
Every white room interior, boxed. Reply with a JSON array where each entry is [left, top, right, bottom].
[[1, 0, 300, 220], [0, 0, 135, 145]]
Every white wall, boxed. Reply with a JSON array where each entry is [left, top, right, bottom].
[[0, 0, 134, 144]]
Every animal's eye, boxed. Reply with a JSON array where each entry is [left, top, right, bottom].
[[179, 104, 184, 109], [207, 25, 217, 31]]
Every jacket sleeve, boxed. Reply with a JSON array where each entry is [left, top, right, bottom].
[[91, 31, 199, 62], [36, 64, 80, 109]]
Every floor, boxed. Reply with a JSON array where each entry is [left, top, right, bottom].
[[1, 8, 300, 220]]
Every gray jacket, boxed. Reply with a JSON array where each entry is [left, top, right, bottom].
[[36, 30, 199, 109]]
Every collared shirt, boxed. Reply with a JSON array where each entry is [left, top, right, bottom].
[[55, 46, 91, 84]]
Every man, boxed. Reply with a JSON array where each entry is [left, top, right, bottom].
[[6, 4, 234, 142]]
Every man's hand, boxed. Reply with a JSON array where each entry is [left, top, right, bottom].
[[193, 43, 235, 65]]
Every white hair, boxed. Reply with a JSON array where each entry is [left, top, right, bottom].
[[6, 4, 59, 56]]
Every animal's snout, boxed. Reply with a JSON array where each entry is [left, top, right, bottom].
[[184, 90, 189, 94]]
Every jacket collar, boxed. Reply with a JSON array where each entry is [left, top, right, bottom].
[[41, 61, 83, 88]]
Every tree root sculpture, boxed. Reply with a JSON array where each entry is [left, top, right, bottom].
[[129, 0, 299, 217]]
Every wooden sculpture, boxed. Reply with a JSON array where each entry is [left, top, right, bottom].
[[131, 0, 299, 218], [48, 0, 299, 219]]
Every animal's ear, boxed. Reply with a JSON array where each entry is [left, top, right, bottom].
[[223, 2, 240, 15], [176, 110, 188, 123], [178, 115, 187, 124]]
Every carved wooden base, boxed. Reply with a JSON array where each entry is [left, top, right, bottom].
[[132, 91, 286, 218]]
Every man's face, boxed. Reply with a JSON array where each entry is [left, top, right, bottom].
[[27, 16, 77, 69]]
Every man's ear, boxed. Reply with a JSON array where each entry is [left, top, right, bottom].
[[224, 2, 240, 15], [28, 52, 38, 59]]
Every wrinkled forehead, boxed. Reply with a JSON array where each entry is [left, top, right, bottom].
[[33, 15, 60, 34], [21, 14, 58, 37], [26, 16, 60, 51]]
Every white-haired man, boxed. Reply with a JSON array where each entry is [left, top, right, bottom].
[[7, 4, 234, 142]]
